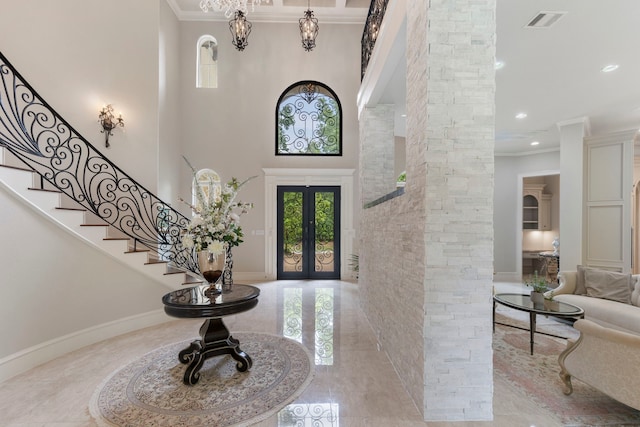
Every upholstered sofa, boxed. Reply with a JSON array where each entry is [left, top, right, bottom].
[[548, 267, 640, 410], [550, 268, 640, 334]]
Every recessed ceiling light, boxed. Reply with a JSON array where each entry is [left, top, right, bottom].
[[495, 61, 505, 70], [601, 64, 619, 73], [516, 112, 527, 119], [530, 141, 540, 146]]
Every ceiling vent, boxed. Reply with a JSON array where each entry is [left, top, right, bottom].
[[525, 11, 566, 28]]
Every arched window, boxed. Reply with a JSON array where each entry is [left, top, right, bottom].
[[276, 81, 342, 155], [196, 35, 218, 88], [192, 168, 221, 212]]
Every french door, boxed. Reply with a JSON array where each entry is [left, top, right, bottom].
[[277, 186, 340, 279]]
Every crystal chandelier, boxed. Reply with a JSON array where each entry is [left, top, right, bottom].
[[200, 0, 269, 19]]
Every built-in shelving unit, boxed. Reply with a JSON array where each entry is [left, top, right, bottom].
[[523, 184, 552, 230], [523, 194, 539, 229]]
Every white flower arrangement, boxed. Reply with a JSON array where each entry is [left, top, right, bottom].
[[181, 157, 255, 255]]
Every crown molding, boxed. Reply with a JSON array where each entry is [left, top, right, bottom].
[[175, 7, 367, 24]]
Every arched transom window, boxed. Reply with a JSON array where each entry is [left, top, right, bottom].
[[196, 35, 218, 89], [276, 80, 342, 155], [192, 168, 221, 212]]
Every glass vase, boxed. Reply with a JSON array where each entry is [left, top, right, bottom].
[[197, 249, 226, 296]]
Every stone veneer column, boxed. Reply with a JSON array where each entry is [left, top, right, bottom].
[[359, 105, 395, 205], [409, 0, 496, 421]]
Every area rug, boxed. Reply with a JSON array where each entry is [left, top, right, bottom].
[[90, 332, 314, 427], [494, 312, 640, 426]]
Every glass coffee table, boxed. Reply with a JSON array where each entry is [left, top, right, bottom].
[[493, 293, 584, 355]]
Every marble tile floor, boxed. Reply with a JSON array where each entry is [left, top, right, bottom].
[[1, 280, 570, 426]]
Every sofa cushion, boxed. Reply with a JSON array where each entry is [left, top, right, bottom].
[[554, 294, 640, 335], [575, 265, 589, 295], [632, 277, 640, 307], [583, 268, 631, 304]]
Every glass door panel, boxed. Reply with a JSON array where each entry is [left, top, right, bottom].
[[282, 190, 304, 272], [314, 191, 335, 273]]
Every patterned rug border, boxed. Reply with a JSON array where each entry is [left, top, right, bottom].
[[493, 313, 640, 426], [89, 331, 316, 427]]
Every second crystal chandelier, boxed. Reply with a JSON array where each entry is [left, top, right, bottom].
[[199, 0, 269, 19]]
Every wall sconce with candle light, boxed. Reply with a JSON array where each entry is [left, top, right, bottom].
[[98, 104, 124, 148]]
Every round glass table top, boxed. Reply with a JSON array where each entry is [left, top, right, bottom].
[[493, 293, 583, 316]]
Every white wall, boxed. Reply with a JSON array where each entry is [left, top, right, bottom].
[[0, 0, 360, 378], [0, 1, 362, 278], [0, 0, 179, 380], [0, 187, 168, 366], [394, 136, 406, 183], [158, 0, 182, 204], [177, 20, 362, 274], [494, 151, 560, 276], [546, 174, 561, 244], [0, 3, 361, 277], [0, 0, 161, 193]]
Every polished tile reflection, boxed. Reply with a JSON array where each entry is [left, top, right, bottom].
[[278, 403, 339, 426], [314, 288, 334, 366], [0, 280, 568, 426], [279, 284, 338, 367], [282, 287, 303, 343]]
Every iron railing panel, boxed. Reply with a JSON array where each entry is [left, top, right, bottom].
[[0, 52, 199, 277]]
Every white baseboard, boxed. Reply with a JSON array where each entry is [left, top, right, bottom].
[[0, 309, 168, 384], [493, 272, 521, 282]]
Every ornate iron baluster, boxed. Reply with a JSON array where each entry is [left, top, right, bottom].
[[361, 0, 389, 81], [0, 52, 199, 277]]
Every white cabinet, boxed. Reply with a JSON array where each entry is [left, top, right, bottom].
[[539, 194, 552, 230], [523, 184, 552, 230]]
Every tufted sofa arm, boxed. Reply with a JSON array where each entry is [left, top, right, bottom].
[[545, 270, 576, 298]]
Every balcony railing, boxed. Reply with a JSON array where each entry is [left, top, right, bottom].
[[0, 51, 199, 277], [361, 0, 389, 80]]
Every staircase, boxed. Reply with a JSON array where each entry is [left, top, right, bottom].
[[0, 52, 202, 289], [0, 153, 200, 289]]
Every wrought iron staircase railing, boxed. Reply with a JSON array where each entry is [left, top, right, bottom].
[[0, 51, 199, 277], [361, 0, 389, 81]]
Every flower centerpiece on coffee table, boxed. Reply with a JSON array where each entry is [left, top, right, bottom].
[[181, 158, 254, 295]]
